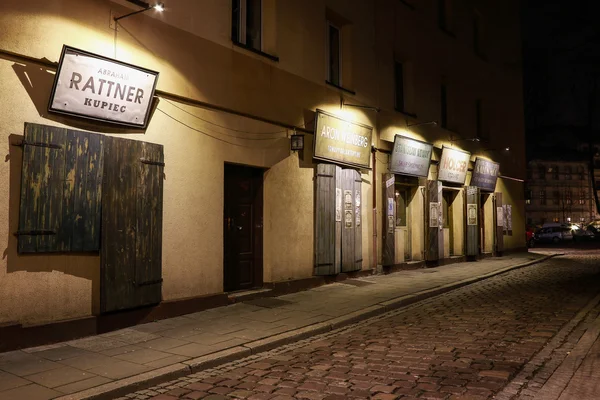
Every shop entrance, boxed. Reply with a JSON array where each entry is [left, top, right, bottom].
[[442, 190, 455, 257], [224, 164, 264, 292], [394, 186, 412, 261]]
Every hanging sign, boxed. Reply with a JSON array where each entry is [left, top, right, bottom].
[[389, 135, 433, 177], [313, 109, 373, 169], [470, 158, 500, 192], [48, 45, 159, 128], [438, 146, 471, 184]]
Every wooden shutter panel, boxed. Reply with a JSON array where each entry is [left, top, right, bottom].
[[314, 164, 341, 275], [101, 137, 164, 313], [495, 192, 504, 255], [354, 171, 363, 271], [18, 123, 103, 253], [465, 186, 479, 257], [382, 173, 395, 266], [18, 124, 67, 253], [341, 169, 356, 272], [426, 180, 442, 261]]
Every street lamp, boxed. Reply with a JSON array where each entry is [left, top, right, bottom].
[[114, 1, 165, 22]]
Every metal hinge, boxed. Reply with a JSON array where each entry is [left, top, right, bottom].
[[140, 158, 165, 167], [14, 230, 57, 236], [134, 278, 163, 286], [14, 141, 63, 150]]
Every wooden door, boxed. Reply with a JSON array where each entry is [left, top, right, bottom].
[[101, 137, 164, 313], [427, 180, 442, 261], [465, 186, 479, 257], [314, 164, 342, 275], [224, 164, 264, 292]]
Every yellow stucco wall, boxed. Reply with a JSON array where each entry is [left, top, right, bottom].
[[0, 0, 524, 325]]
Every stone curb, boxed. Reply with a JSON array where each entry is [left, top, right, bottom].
[[55, 253, 556, 400]]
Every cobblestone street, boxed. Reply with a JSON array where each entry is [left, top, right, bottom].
[[119, 254, 600, 400]]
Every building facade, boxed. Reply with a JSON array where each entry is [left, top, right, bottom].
[[0, 0, 525, 342], [525, 160, 598, 226]]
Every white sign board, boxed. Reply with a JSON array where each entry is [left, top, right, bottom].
[[49, 46, 159, 128], [438, 147, 471, 184], [389, 135, 433, 177]]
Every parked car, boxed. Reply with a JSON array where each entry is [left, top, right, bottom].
[[534, 225, 573, 244], [573, 224, 599, 242]]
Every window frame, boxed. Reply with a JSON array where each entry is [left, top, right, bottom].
[[327, 21, 342, 87], [394, 61, 405, 112]]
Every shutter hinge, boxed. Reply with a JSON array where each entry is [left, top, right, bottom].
[[14, 230, 57, 236], [316, 174, 335, 177], [134, 278, 163, 286], [316, 263, 334, 267], [140, 158, 165, 167], [14, 141, 63, 150]]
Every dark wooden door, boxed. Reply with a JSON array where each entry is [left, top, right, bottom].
[[224, 164, 264, 292]]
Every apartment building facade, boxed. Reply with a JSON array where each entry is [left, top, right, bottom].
[[0, 0, 525, 343], [526, 160, 598, 226]]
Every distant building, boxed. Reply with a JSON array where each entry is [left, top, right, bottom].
[[526, 160, 598, 226]]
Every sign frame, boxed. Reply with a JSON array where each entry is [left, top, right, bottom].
[[437, 146, 471, 185], [470, 157, 500, 192], [313, 109, 373, 169], [388, 134, 433, 177], [48, 45, 159, 129]]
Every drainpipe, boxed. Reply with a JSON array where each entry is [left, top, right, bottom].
[[372, 147, 378, 271]]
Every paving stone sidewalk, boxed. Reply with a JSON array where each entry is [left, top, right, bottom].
[[0, 252, 548, 400]]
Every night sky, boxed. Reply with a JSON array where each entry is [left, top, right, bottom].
[[522, 0, 600, 159]]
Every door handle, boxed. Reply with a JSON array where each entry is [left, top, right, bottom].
[[236, 226, 243, 231]]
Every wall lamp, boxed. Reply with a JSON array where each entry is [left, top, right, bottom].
[[290, 130, 305, 151], [114, 1, 164, 22], [407, 121, 437, 127], [341, 98, 380, 112]]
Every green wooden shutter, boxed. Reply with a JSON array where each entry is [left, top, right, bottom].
[[314, 164, 341, 275], [18, 123, 103, 253], [465, 186, 479, 257], [382, 173, 395, 266], [101, 137, 164, 313]]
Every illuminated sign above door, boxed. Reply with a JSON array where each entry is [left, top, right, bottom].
[[48, 45, 159, 128], [438, 146, 471, 184], [313, 110, 373, 169], [470, 158, 500, 192], [389, 135, 433, 177]]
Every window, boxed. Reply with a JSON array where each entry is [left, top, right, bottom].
[[441, 83, 448, 129], [525, 189, 532, 205], [232, 0, 262, 50], [438, 0, 453, 33], [551, 165, 559, 180], [552, 191, 560, 205], [552, 217, 559, 223], [395, 188, 408, 227], [540, 189, 546, 205], [566, 190, 572, 204], [394, 61, 405, 112], [327, 22, 341, 86], [579, 191, 586, 205], [578, 166, 585, 180], [564, 166, 571, 180], [473, 12, 484, 57], [538, 165, 546, 179]]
